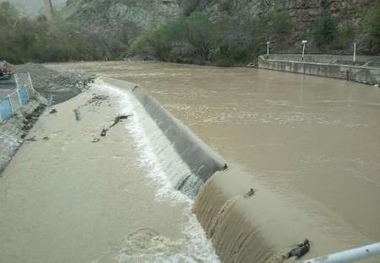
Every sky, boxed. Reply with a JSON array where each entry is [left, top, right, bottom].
[[1, 0, 67, 16]]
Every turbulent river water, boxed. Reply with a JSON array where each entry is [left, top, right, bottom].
[[1, 61, 379, 263]]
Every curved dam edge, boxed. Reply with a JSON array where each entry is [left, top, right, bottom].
[[193, 165, 378, 263], [101, 77, 377, 263], [102, 77, 227, 192]]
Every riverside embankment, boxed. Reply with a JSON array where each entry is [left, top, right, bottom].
[[50, 61, 380, 262], [1, 63, 93, 179], [258, 54, 380, 85]]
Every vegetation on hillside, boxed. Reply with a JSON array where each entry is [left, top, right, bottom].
[[313, 12, 337, 50], [363, 4, 380, 54], [1, 1, 380, 65], [0, 2, 138, 63], [131, 10, 292, 66]]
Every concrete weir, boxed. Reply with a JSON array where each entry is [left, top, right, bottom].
[[102, 77, 378, 263], [103, 77, 227, 197]]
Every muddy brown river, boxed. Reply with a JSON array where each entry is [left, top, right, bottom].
[[63, 61, 380, 238], [2, 61, 379, 262]]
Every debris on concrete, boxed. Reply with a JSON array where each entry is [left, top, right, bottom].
[[49, 109, 57, 114], [244, 188, 256, 198], [25, 136, 37, 142], [92, 138, 100, 143], [74, 109, 81, 121], [100, 128, 108, 137], [0, 99, 47, 175], [109, 114, 133, 128], [87, 94, 109, 106], [72, 94, 110, 123], [43, 136, 49, 140]]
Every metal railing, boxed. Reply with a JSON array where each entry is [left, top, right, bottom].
[[0, 72, 36, 122], [303, 242, 380, 263]]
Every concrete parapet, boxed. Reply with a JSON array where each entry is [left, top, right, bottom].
[[268, 54, 380, 65], [258, 57, 380, 85]]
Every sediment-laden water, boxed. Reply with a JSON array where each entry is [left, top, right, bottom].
[[0, 79, 219, 263], [2, 61, 379, 262]]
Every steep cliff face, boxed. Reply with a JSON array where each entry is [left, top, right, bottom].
[[231, 0, 379, 27], [58, 0, 379, 58], [183, 0, 380, 53], [62, 0, 380, 39], [64, 0, 180, 28], [193, 0, 379, 31]]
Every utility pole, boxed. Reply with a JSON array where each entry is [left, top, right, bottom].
[[43, 0, 54, 20], [353, 39, 357, 65]]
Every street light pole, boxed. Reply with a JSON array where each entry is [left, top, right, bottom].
[[301, 40, 307, 61], [267, 41, 270, 57], [353, 40, 357, 64]]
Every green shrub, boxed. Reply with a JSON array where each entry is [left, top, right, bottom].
[[313, 12, 337, 50], [268, 9, 292, 35], [335, 24, 357, 50], [132, 12, 214, 61], [363, 4, 380, 53], [180, 0, 201, 16], [219, 0, 234, 14]]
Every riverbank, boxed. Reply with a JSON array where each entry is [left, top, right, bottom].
[[0, 79, 219, 263], [1, 63, 95, 177], [13, 63, 95, 104], [258, 55, 380, 85], [0, 99, 46, 174]]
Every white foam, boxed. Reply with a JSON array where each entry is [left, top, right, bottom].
[[92, 79, 220, 263], [94, 80, 191, 203]]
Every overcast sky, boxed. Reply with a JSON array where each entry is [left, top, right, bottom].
[[1, 0, 67, 16]]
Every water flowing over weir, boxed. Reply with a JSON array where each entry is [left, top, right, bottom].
[[101, 77, 378, 263], [46, 62, 380, 263], [193, 166, 379, 263], [103, 77, 227, 198]]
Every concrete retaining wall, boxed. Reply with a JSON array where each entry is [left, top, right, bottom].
[[103, 78, 227, 186], [0, 99, 45, 175], [258, 57, 380, 85], [268, 54, 380, 65]]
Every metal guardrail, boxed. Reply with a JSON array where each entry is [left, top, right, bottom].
[[303, 242, 380, 263], [0, 72, 35, 122]]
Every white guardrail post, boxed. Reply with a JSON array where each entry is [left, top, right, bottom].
[[0, 100, 3, 122], [7, 94, 14, 112], [17, 88, 23, 106], [27, 72, 36, 98], [303, 242, 380, 263]]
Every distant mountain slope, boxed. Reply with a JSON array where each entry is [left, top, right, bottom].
[[62, 0, 180, 28]]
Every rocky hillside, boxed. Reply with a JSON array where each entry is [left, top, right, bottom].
[[201, 0, 380, 28], [10, 0, 380, 30], [63, 0, 180, 28], [63, 0, 380, 54], [1, 0, 378, 65]]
